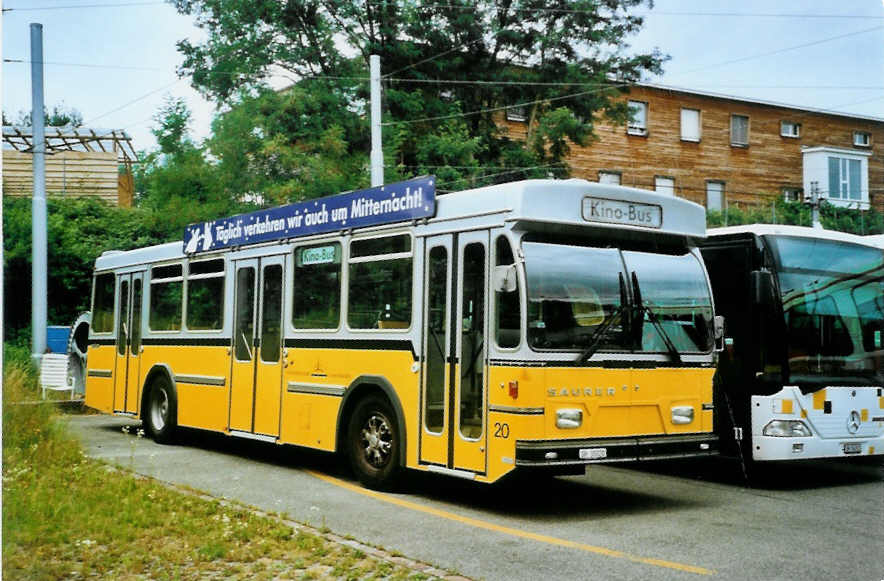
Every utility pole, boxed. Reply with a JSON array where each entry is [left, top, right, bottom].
[[808, 181, 823, 229], [31, 23, 48, 361], [369, 54, 383, 187]]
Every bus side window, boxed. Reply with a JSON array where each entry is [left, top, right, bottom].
[[91, 272, 115, 334], [187, 258, 225, 330], [495, 236, 521, 348], [348, 235, 413, 330], [293, 243, 342, 329], [149, 263, 183, 331]]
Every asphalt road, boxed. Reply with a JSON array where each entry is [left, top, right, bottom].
[[68, 415, 884, 581]]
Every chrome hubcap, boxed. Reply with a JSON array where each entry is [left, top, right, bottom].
[[151, 388, 168, 431], [360, 413, 392, 468]]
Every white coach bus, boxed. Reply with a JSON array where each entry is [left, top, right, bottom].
[[701, 225, 884, 462]]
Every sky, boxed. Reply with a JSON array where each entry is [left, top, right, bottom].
[[2, 0, 883, 155]]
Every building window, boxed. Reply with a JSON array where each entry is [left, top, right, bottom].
[[782, 187, 803, 202], [598, 171, 621, 185], [506, 106, 527, 122], [655, 176, 675, 196], [680, 108, 700, 142], [780, 121, 801, 138], [853, 131, 871, 147], [802, 146, 870, 208], [706, 181, 724, 211], [828, 157, 862, 201], [627, 101, 648, 136], [730, 115, 749, 147]]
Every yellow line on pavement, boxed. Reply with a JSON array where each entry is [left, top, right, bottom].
[[307, 470, 716, 576]]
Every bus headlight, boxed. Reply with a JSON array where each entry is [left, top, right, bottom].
[[671, 406, 694, 425], [762, 420, 811, 437], [556, 409, 582, 429]]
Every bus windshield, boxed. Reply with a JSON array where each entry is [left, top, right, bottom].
[[523, 241, 713, 354], [768, 235, 884, 386]]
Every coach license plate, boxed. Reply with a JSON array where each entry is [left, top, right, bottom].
[[579, 448, 607, 460], [843, 442, 862, 455]]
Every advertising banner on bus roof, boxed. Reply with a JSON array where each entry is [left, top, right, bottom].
[[183, 176, 436, 254]]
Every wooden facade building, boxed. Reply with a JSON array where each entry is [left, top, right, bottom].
[[504, 84, 884, 212], [2, 126, 137, 207]]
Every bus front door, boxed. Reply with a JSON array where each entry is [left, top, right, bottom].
[[113, 272, 143, 414], [229, 256, 285, 437], [420, 232, 489, 474]]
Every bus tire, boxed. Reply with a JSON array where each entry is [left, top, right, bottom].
[[145, 375, 177, 444], [347, 395, 402, 490]]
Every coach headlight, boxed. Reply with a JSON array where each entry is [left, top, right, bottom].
[[762, 420, 811, 437], [556, 409, 582, 429]]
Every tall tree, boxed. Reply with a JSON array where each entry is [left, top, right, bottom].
[[135, 97, 237, 228], [173, 0, 665, 191]]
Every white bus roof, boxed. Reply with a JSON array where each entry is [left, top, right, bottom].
[[96, 179, 707, 271], [709, 224, 881, 247], [864, 234, 884, 247], [432, 178, 706, 238]]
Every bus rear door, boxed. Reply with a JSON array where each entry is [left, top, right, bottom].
[[113, 272, 143, 415]]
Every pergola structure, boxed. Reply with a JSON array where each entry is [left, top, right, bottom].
[[2, 125, 138, 160], [2, 126, 139, 206]]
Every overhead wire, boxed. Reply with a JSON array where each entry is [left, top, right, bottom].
[[384, 23, 884, 126], [2, 1, 164, 11], [3, 58, 162, 71]]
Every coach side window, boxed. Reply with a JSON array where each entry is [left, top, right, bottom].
[[186, 258, 225, 330], [149, 263, 183, 331], [91, 273, 115, 334], [348, 234, 413, 329], [294, 242, 342, 329]]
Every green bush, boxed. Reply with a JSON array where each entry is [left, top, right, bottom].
[[707, 198, 884, 235], [3, 196, 174, 335]]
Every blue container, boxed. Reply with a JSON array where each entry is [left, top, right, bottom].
[[47, 326, 71, 354]]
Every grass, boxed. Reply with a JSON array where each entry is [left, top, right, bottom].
[[1, 357, 432, 580]]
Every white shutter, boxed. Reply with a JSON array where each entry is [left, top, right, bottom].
[[680, 109, 700, 141], [655, 177, 675, 196]]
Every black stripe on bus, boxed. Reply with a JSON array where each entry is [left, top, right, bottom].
[[283, 338, 416, 359], [487, 359, 714, 369], [141, 337, 231, 347], [89, 338, 116, 346]]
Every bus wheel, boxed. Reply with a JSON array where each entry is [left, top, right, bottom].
[[146, 376, 177, 444], [347, 396, 401, 490]]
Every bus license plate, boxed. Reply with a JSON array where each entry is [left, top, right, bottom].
[[579, 448, 607, 460], [843, 442, 862, 455]]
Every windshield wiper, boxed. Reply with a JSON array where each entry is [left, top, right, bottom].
[[576, 273, 627, 364], [631, 271, 682, 364], [575, 305, 625, 364]]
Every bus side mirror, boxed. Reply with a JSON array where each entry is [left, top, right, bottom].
[[751, 270, 774, 306], [493, 264, 518, 293], [714, 315, 725, 352]]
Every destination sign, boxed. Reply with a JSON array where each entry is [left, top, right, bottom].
[[582, 196, 662, 229], [183, 177, 436, 254]]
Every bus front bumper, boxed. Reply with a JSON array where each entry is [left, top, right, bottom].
[[515, 433, 719, 466]]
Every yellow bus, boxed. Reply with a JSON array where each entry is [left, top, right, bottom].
[[85, 177, 721, 488]]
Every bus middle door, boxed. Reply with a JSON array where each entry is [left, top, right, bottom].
[[229, 256, 285, 438], [420, 231, 489, 475]]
